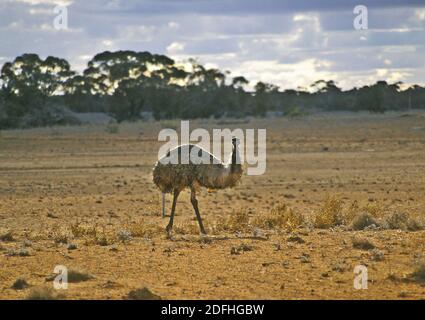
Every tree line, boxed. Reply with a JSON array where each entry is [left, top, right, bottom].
[[1, 50, 424, 128]]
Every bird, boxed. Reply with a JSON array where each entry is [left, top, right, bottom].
[[153, 137, 243, 235]]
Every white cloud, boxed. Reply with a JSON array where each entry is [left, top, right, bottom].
[[13, 0, 72, 5], [168, 21, 179, 29], [102, 40, 113, 47], [1, 1, 425, 90], [166, 41, 185, 54]]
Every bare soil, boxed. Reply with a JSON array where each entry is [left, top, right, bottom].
[[1, 111, 425, 299]]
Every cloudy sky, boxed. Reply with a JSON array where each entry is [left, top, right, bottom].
[[1, 0, 425, 90]]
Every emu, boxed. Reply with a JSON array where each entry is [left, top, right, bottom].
[[153, 137, 243, 235]]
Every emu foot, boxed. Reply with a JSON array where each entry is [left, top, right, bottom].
[[166, 224, 173, 238]]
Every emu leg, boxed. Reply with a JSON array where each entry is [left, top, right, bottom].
[[166, 190, 179, 235], [162, 193, 166, 218], [190, 188, 206, 235]]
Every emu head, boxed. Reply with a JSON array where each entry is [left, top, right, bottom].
[[232, 137, 240, 148]]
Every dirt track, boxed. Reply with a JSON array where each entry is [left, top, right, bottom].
[[1, 112, 425, 299]]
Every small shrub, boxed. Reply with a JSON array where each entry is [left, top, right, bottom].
[[410, 260, 425, 284], [284, 106, 308, 118], [0, 230, 15, 242], [314, 196, 344, 229], [350, 212, 378, 230], [12, 278, 30, 290], [117, 230, 133, 242], [383, 212, 412, 230], [352, 237, 375, 250], [105, 123, 119, 134], [127, 287, 161, 300]]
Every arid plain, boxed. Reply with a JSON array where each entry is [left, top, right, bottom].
[[1, 112, 425, 299]]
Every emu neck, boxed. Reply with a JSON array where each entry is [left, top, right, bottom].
[[230, 145, 241, 174]]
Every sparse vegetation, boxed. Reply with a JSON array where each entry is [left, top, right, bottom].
[[1, 115, 424, 300]]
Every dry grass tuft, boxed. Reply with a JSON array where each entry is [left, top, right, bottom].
[[127, 220, 163, 238], [213, 210, 251, 233], [253, 203, 305, 232], [227, 210, 251, 231], [314, 196, 344, 228], [70, 221, 97, 238], [174, 222, 201, 235]]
